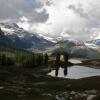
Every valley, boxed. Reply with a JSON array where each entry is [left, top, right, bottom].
[[1, 0, 100, 100], [0, 22, 100, 100]]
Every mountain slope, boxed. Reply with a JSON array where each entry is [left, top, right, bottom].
[[51, 39, 100, 58], [0, 28, 31, 55], [0, 28, 16, 49], [86, 39, 100, 47], [0, 22, 55, 51], [1, 22, 100, 58]]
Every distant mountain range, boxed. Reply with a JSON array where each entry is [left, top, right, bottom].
[[51, 39, 100, 58], [86, 39, 100, 47], [0, 28, 31, 54], [0, 22, 100, 58], [0, 22, 55, 52]]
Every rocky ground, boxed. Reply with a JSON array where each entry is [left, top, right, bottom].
[[0, 64, 100, 100]]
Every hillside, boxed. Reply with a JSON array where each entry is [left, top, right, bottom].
[[0, 23, 55, 51], [50, 39, 100, 58]]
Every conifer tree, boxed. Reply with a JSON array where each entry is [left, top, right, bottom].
[[1, 54, 6, 66], [55, 53, 60, 66], [44, 53, 49, 65], [63, 52, 69, 62]]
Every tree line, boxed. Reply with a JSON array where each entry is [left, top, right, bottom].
[[0, 51, 71, 68], [0, 53, 49, 68]]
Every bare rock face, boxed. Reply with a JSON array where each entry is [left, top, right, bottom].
[[0, 28, 4, 36]]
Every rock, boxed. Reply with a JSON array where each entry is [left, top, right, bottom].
[[85, 90, 97, 94], [56, 95, 61, 100], [70, 91, 76, 95], [66, 84, 71, 88], [42, 93, 52, 97], [0, 86, 4, 89], [87, 95, 96, 100], [69, 96, 73, 100], [56, 95, 65, 100]]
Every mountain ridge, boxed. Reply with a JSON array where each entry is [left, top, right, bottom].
[[0, 22, 100, 58], [0, 22, 55, 51]]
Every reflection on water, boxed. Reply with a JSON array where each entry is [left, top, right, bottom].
[[64, 67, 68, 76], [48, 66, 100, 79], [53, 59, 80, 77], [55, 67, 59, 76], [48, 59, 100, 79], [55, 66, 68, 77]]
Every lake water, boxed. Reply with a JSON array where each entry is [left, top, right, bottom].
[[48, 59, 100, 79]]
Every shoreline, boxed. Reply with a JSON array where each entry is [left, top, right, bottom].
[[0, 60, 100, 99]]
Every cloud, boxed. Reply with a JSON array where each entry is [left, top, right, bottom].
[[0, 0, 49, 23], [37, 0, 100, 41], [68, 4, 89, 19], [1, 0, 100, 41], [43, 0, 53, 6]]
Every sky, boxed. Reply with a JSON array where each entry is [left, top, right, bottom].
[[0, 0, 100, 41]]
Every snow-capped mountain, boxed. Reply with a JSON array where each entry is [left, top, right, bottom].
[[0, 28, 18, 50], [0, 22, 25, 37], [0, 22, 56, 42], [0, 22, 55, 51], [0, 22, 100, 57], [86, 39, 100, 47], [49, 38, 100, 58], [85, 43, 100, 49]]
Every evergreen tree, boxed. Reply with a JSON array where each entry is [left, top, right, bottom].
[[0, 54, 14, 66], [44, 53, 49, 65], [55, 53, 60, 66], [6, 57, 15, 66], [63, 52, 69, 62], [31, 54, 35, 66], [36, 54, 43, 66], [1, 54, 6, 66], [41, 54, 44, 65]]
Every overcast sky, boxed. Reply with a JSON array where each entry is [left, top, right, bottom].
[[0, 0, 100, 41]]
